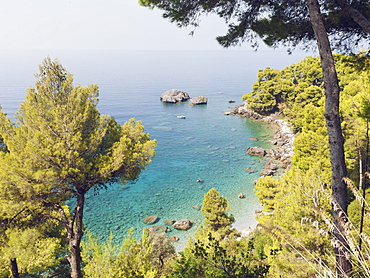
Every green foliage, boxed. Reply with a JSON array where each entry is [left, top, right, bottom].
[[0, 201, 68, 276], [200, 188, 239, 240], [0, 57, 157, 277], [168, 188, 267, 277], [140, 0, 370, 52], [169, 233, 268, 277], [82, 228, 175, 278], [0, 227, 63, 276], [255, 170, 334, 277]]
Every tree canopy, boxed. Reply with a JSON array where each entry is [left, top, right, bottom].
[[0, 57, 157, 278], [140, 0, 370, 52]]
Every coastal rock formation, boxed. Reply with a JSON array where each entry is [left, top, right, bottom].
[[264, 161, 278, 170], [229, 103, 294, 173], [260, 168, 275, 177], [146, 225, 170, 234], [246, 146, 266, 157], [160, 89, 190, 103], [173, 219, 192, 230], [142, 215, 159, 225], [190, 96, 208, 105]]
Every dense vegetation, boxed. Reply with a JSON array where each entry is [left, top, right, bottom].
[[1, 53, 370, 277]]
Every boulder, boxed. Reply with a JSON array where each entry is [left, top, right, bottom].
[[264, 161, 278, 170], [142, 215, 159, 225], [173, 219, 192, 230], [169, 236, 180, 242], [268, 140, 277, 145], [246, 146, 266, 157], [146, 225, 170, 234], [160, 89, 190, 103], [190, 96, 208, 105], [260, 168, 275, 177]]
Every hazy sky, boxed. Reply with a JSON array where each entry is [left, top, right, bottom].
[[0, 0, 251, 51]]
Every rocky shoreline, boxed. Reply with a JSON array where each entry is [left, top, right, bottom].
[[227, 104, 295, 176]]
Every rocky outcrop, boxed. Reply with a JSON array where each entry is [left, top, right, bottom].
[[160, 89, 190, 103], [260, 168, 275, 177], [142, 215, 159, 225], [230, 103, 294, 175], [173, 219, 192, 230], [190, 96, 208, 105]]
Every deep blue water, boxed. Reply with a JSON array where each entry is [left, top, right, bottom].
[[0, 50, 310, 247]]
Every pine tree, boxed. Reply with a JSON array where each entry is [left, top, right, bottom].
[[201, 188, 238, 239], [0, 57, 156, 278]]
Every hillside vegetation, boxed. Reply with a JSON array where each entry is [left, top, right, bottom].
[[1, 52, 370, 277]]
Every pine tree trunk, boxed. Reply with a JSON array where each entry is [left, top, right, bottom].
[[306, 0, 351, 276], [10, 258, 20, 278], [68, 192, 85, 278]]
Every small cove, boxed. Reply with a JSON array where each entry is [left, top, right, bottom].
[[0, 49, 309, 248]]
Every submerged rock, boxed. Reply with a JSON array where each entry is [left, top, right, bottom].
[[192, 205, 201, 211], [160, 89, 190, 103], [146, 225, 170, 234], [164, 219, 175, 226], [245, 167, 257, 173], [142, 215, 159, 225]]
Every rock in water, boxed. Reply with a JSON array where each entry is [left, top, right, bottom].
[[173, 219, 192, 230], [190, 96, 208, 105], [164, 219, 175, 226], [142, 215, 159, 225], [169, 236, 180, 242], [246, 146, 266, 157], [192, 205, 201, 210], [160, 89, 190, 103], [260, 168, 275, 177], [146, 225, 170, 234]]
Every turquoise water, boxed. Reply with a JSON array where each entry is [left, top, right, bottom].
[[0, 50, 310, 248]]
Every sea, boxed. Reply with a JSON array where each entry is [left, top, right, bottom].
[[0, 49, 311, 248]]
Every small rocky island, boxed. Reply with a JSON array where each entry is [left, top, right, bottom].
[[190, 96, 208, 105], [160, 89, 190, 103]]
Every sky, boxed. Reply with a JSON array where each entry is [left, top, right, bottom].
[[0, 0, 249, 51]]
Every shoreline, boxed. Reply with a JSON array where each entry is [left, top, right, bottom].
[[228, 104, 294, 173], [226, 104, 295, 237]]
